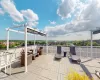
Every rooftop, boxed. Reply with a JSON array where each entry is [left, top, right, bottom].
[[0, 52, 100, 80]]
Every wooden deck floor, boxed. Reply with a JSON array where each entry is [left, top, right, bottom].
[[0, 54, 100, 80]]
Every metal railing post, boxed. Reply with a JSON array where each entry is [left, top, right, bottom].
[[87, 46, 88, 58], [80, 47, 82, 58]]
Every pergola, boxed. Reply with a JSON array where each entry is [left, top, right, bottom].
[[6, 24, 48, 73], [90, 29, 100, 58], [90, 29, 100, 77]]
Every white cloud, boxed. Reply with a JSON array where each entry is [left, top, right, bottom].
[[79, 0, 100, 30], [57, 0, 73, 18], [49, 20, 56, 25], [21, 9, 39, 27], [0, 0, 24, 22], [45, 0, 100, 39], [44, 23, 78, 36], [57, 0, 79, 19], [57, 0, 86, 19], [66, 13, 71, 18], [0, 0, 39, 27], [50, 31, 91, 41], [21, 9, 39, 21], [45, 19, 95, 37], [27, 21, 38, 27], [45, 24, 66, 36], [0, 8, 4, 14]]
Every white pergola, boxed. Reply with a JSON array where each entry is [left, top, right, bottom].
[[91, 29, 100, 76], [90, 29, 100, 58], [6, 24, 48, 73]]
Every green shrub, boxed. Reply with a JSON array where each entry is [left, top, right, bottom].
[[65, 70, 93, 80], [0, 44, 6, 49]]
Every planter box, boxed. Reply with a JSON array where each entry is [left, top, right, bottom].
[[21, 53, 32, 66]]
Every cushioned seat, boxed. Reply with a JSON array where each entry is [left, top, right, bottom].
[[55, 46, 62, 59], [70, 46, 81, 63]]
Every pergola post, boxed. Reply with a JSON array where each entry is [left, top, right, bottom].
[[34, 34, 36, 54], [7, 28, 9, 51], [5, 28, 10, 74], [90, 31, 93, 59], [34, 34, 36, 46], [25, 26, 28, 73], [46, 34, 48, 54]]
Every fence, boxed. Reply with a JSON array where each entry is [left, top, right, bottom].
[[0, 46, 100, 70], [42, 46, 100, 58]]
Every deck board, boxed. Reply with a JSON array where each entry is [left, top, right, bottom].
[[0, 54, 100, 80]]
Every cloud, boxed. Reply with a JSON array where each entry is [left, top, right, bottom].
[[0, 0, 39, 27], [0, 8, 4, 14], [50, 31, 91, 41], [45, 0, 100, 37], [21, 9, 39, 27], [79, 0, 100, 30], [57, 0, 77, 19], [57, 0, 85, 19], [0, 0, 24, 22], [44, 23, 80, 36], [21, 9, 39, 21], [45, 20, 94, 37], [49, 20, 56, 25], [27, 21, 38, 27], [44, 24, 66, 36]]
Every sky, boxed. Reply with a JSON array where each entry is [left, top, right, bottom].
[[0, 0, 100, 40]]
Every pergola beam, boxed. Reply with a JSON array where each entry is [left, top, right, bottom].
[[6, 28, 24, 34]]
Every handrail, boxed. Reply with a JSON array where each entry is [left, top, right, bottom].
[[0, 51, 13, 57]]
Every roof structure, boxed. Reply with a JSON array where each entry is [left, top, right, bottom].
[[7, 24, 46, 36], [27, 27, 46, 36], [93, 29, 100, 34], [6, 23, 48, 73]]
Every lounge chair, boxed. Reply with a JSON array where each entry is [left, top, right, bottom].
[[55, 46, 62, 59], [69, 46, 81, 63]]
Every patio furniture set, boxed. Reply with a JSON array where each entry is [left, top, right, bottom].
[[55, 46, 81, 63], [0, 46, 43, 76], [21, 47, 43, 66]]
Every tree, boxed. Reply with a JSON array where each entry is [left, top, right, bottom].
[[0, 44, 6, 49]]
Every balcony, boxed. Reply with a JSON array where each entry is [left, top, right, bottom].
[[0, 46, 100, 80]]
